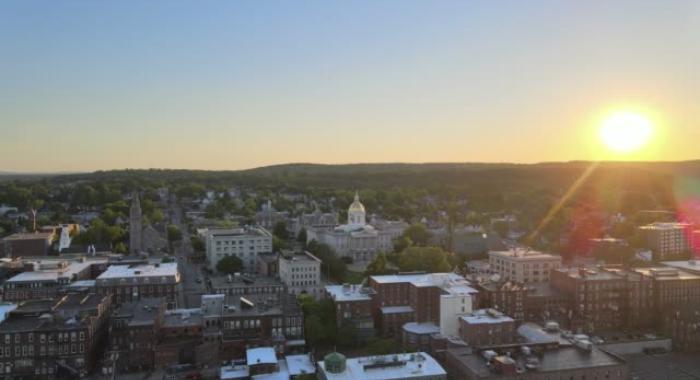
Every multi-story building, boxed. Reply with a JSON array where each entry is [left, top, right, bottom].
[[632, 266, 700, 321], [278, 251, 321, 299], [488, 248, 561, 283], [317, 351, 447, 380], [0, 293, 112, 379], [155, 308, 206, 368], [218, 293, 304, 358], [1, 232, 55, 258], [306, 193, 405, 263], [210, 273, 286, 298], [325, 284, 376, 340], [638, 222, 692, 260], [551, 267, 627, 332], [2, 260, 96, 302], [95, 263, 180, 307], [204, 227, 273, 272], [458, 309, 516, 347], [368, 273, 478, 337], [109, 297, 166, 372], [664, 303, 700, 352]]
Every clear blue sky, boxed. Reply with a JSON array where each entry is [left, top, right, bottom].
[[1, 1, 699, 171]]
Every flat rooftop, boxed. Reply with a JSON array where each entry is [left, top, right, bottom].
[[6, 271, 59, 283], [662, 260, 700, 274], [97, 262, 179, 279], [461, 309, 514, 325], [319, 352, 446, 380], [448, 345, 624, 377], [3, 232, 53, 241], [325, 285, 374, 302], [632, 267, 700, 281], [489, 248, 561, 261], [554, 267, 623, 281], [207, 227, 271, 238], [639, 222, 691, 230]]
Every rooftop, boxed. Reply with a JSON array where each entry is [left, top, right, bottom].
[[380, 306, 414, 315], [632, 267, 700, 281], [639, 222, 692, 230], [247, 347, 277, 366], [3, 232, 53, 241], [285, 354, 315, 376], [326, 284, 374, 302], [448, 344, 625, 377], [370, 273, 477, 296], [318, 352, 446, 380], [112, 298, 165, 327], [461, 309, 515, 325], [97, 262, 179, 280], [489, 248, 561, 261], [402, 322, 440, 335], [662, 260, 700, 274], [163, 308, 203, 328], [207, 227, 272, 238], [6, 271, 59, 283]]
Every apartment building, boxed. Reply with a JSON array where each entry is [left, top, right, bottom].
[[204, 227, 273, 272], [488, 248, 562, 283]]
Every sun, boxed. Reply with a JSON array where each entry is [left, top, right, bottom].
[[599, 111, 654, 153]]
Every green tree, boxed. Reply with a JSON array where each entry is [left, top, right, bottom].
[[161, 256, 175, 263], [306, 241, 347, 282], [149, 209, 164, 224], [191, 236, 205, 253], [401, 224, 431, 246], [273, 221, 289, 240], [398, 246, 452, 273], [217, 256, 243, 274], [273, 236, 287, 252], [297, 228, 307, 245], [364, 253, 392, 276], [167, 224, 182, 243]]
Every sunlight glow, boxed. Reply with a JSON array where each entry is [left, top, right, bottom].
[[599, 111, 653, 153]]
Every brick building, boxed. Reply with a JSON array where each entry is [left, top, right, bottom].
[[325, 284, 376, 340], [459, 309, 516, 347], [1, 232, 55, 258], [108, 297, 166, 372], [367, 273, 477, 337], [0, 293, 112, 378], [95, 263, 180, 307]]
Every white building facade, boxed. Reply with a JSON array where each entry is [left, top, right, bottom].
[[278, 251, 322, 299], [306, 193, 406, 263], [488, 248, 562, 283], [205, 227, 273, 272]]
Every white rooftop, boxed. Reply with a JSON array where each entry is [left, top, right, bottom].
[[97, 262, 179, 279], [319, 352, 446, 380], [403, 322, 440, 335], [285, 354, 315, 376], [380, 306, 414, 315], [461, 309, 515, 324], [6, 271, 59, 283], [662, 260, 700, 274], [326, 285, 373, 302], [489, 248, 561, 261], [371, 273, 478, 297], [247, 347, 277, 366]]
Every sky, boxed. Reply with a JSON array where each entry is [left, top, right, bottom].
[[1, 1, 699, 172]]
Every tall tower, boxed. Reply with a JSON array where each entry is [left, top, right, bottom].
[[129, 192, 143, 254]]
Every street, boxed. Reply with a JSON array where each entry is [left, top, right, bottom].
[[169, 201, 208, 309]]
